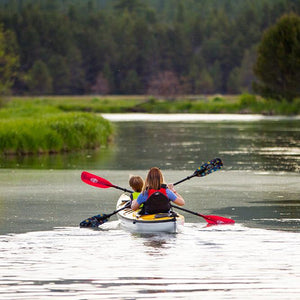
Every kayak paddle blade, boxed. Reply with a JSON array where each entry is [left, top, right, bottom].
[[201, 214, 235, 225], [81, 171, 114, 189], [79, 202, 131, 228], [79, 214, 109, 228], [194, 158, 223, 177], [81, 171, 133, 193]]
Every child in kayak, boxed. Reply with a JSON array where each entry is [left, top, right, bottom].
[[129, 175, 144, 201], [131, 167, 185, 214]]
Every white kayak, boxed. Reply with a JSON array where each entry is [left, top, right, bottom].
[[116, 194, 185, 233]]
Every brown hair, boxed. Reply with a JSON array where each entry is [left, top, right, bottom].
[[129, 175, 144, 192], [143, 167, 164, 192]]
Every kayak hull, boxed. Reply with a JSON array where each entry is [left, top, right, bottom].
[[116, 194, 184, 233]]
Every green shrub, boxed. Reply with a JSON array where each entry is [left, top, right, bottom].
[[0, 112, 113, 155], [212, 96, 225, 102], [238, 94, 258, 107]]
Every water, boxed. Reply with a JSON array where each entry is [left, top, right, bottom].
[[0, 114, 300, 299], [1, 225, 299, 299], [1, 114, 300, 172]]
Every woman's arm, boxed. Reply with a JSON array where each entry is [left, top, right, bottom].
[[167, 184, 185, 206]]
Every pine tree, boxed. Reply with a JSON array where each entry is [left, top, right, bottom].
[[27, 60, 52, 95]]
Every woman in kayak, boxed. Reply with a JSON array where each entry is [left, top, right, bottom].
[[131, 167, 185, 214]]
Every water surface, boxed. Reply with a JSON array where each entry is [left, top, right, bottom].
[[0, 114, 299, 299], [1, 114, 299, 172], [1, 224, 300, 299]]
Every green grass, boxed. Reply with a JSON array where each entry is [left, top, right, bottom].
[[4, 94, 300, 115], [8, 95, 146, 113], [130, 94, 300, 115], [0, 93, 299, 155], [0, 103, 113, 155]]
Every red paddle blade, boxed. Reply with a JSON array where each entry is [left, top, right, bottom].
[[201, 214, 235, 225], [81, 171, 114, 189]]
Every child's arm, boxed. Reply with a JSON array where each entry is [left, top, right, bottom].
[[131, 199, 140, 210]]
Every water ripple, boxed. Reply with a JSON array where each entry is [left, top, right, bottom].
[[0, 224, 299, 299]]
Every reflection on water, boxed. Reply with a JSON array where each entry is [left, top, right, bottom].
[[0, 115, 299, 172], [0, 224, 299, 299], [0, 170, 299, 299], [0, 115, 299, 299], [0, 170, 299, 235]]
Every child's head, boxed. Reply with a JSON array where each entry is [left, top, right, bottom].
[[129, 175, 144, 192]]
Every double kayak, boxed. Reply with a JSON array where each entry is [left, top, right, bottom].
[[116, 194, 185, 233]]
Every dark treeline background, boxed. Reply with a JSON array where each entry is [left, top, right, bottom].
[[0, 0, 299, 96]]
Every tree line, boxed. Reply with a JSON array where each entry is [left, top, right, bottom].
[[0, 0, 299, 97]]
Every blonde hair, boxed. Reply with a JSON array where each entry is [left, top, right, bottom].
[[143, 167, 164, 192], [129, 175, 144, 192]]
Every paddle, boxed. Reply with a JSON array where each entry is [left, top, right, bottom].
[[81, 158, 223, 191], [80, 201, 131, 227], [80, 173, 133, 227], [173, 158, 223, 186], [81, 171, 133, 193], [170, 158, 234, 225], [171, 204, 235, 225], [80, 158, 231, 227]]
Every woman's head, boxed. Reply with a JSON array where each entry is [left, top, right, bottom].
[[129, 175, 144, 192], [144, 167, 164, 191]]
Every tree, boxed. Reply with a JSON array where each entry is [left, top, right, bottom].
[[91, 72, 110, 95], [121, 70, 141, 94], [26, 59, 52, 95], [197, 69, 214, 94], [1, 0, 299, 96], [114, 0, 145, 13], [0, 24, 19, 95], [67, 46, 86, 94], [227, 46, 257, 93], [147, 70, 182, 99], [48, 55, 71, 94], [253, 13, 300, 101]]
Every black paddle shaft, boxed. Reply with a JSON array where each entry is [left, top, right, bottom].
[[173, 174, 196, 186], [171, 204, 201, 217], [113, 185, 133, 193], [106, 200, 132, 218]]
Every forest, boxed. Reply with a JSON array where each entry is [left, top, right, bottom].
[[0, 0, 300, 96]]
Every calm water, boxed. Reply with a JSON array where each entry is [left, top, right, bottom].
[[0, 114, 299, 299]]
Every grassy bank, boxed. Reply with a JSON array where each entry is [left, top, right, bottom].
[[1, 94, 299, 155], [5, 94, 300, 115], [0, 103, 113, 155]]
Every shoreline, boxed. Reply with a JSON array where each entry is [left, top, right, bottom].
[[101, 113, 300, 122]]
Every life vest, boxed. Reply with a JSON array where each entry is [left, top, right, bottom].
[[141, 184, 171, 215], [130, 191, 140, 200]]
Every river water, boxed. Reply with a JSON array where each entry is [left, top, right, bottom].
[[0, 114, 299, 299]]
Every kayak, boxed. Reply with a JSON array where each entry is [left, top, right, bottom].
[[116, 194, 185, 233]]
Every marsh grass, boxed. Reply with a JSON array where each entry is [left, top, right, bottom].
[[9, 96, 145, 113], [1, 94, 298, 155], [0, 103, 113, 155], [6, 94, 300, 115]]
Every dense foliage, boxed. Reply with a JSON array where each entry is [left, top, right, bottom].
[[0, 0, 299, 96], [0, 24, 19, 94], [254, 13, 300, 101]]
